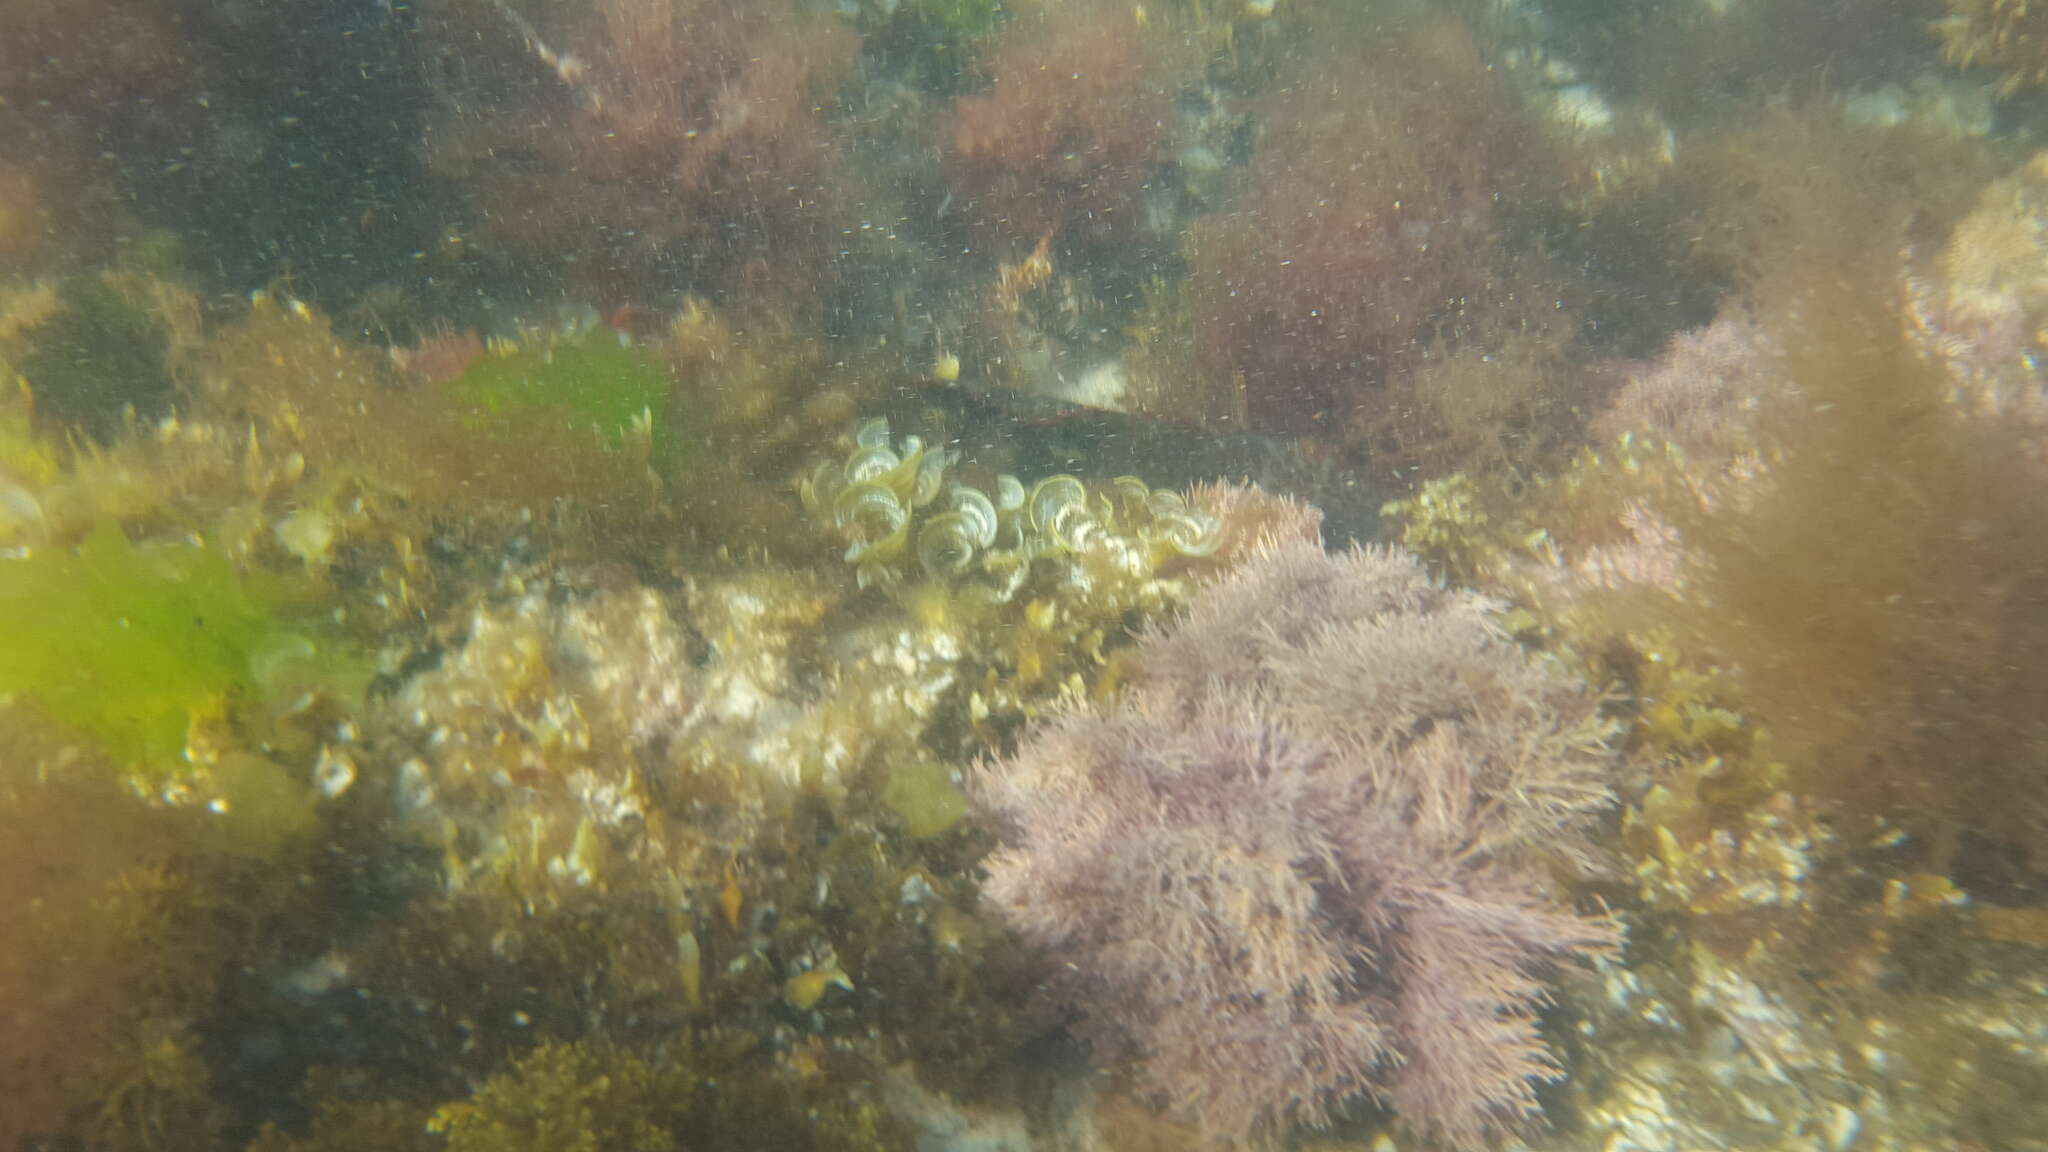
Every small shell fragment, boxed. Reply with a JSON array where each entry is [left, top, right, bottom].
[[312, 745, 357, 799]]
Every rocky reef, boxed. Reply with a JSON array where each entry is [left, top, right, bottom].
[[5, 2, 2048, 1151]]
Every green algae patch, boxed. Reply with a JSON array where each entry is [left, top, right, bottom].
[[447, 327, 672, 448], [883, 759, 968, 839], [0, 522, 340, 777]]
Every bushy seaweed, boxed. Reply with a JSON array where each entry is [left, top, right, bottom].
[[1646, 118, 2048, 870], [428, 1042, 697, 1152]]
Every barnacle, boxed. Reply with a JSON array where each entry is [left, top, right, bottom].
[[833, 482, 910, 567], [1027, 474, 1088, 540], [1144, 506, 1222, 559], [799, 418, 1227, 720], [843, 444, 901, 485], [854, 416, 891, 450], [993, 473, 1025, 515], [944, 485, 998, 548], [917, 512, 981, 579], [910, 450, 949, 507], [800, 418, 1222, 595]]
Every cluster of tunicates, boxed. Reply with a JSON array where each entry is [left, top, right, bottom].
[[799, 417, 1221, 591]]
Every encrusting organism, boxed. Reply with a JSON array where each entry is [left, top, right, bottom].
[[974, 540, 1618, 1149]]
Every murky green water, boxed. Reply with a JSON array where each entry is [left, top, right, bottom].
[[3, 1, 2046, 1149]]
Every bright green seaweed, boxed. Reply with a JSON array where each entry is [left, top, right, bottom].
[[0, 522, 330, 775], [446, 327, 673, 449]]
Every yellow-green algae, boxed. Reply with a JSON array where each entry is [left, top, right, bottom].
[[0, 521, 314, 774], [882, 759, 969, 839], [448, 325, 673, 449]]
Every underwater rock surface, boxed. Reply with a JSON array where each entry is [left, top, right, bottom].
[[5, 0, 2048, 1150]]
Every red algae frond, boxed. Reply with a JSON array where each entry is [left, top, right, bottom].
[[950, 0, 1190, 253], [976, 541, 1617, 1148], [1189, 1, 1544, 442], [422, 0, 857, 302]]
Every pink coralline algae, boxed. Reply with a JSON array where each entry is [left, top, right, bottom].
[[974, 541, 1618, 1149]]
